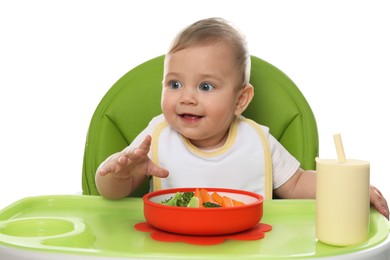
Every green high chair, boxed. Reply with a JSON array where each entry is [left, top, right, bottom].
[[82, 55, 319, 197]]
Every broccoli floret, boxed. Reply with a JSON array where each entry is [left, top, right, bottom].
[[161, 191, 194, 207], [177, 192, 194, 207], [203, 202, 222, 208], [161, 192, 182, 206]]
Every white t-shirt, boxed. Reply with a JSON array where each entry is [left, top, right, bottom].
[[130, 114, 300, 198]]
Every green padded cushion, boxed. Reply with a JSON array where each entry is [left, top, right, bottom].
[[82, 55, 318, 196]]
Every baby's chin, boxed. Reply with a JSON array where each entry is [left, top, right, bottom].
[[177, 132, 203, 147]]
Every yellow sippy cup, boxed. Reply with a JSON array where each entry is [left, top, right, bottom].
[[316, 134, 370, 246]]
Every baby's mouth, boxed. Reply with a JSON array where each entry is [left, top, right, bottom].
[[179, 114, 204, 121]]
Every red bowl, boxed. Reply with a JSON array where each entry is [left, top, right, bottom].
[[143, 187, 263, 235]]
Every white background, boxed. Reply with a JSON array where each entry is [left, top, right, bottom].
[[1, 0, 389, 209]]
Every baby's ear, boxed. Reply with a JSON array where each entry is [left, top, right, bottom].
[[234, 84, 254, 116]]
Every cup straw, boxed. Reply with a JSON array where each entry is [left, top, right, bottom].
[[333, 133, 346, 163]]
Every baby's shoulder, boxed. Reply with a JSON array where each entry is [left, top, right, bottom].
[[148, 114, 166, 126], [238, 116, 270, 134]]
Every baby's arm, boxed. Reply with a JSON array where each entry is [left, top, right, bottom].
[[95, 135, 169, 199], [274, 168, 389, 219], [273, 168, 316, 199]]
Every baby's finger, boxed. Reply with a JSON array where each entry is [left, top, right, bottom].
[[374, 200, 389, 220], [147, 163, 169, 178], [102, 153, 128, 172], [123, 147, 143, 161], [98, 164, 114, 176], [377, 198, 389, 220], [370, 186, 389, 219], [137, 135, 152, 152], [123, 136, 151, 160]]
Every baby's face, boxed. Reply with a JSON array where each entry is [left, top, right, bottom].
[[162, 43, 244, 149]]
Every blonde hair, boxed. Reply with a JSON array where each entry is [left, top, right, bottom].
[[167, 18, 251, 86]]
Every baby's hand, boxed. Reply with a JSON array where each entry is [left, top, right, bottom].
[[97, 135, 168, 179], [370, 185, 389, 220]]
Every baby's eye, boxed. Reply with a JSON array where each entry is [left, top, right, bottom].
[[169, 80, 182, 89], [199, 82, 214, 92]]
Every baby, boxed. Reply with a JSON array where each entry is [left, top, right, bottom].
[[95, 18, 388, 219]]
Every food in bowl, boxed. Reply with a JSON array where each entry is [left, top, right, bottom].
[[160, 188, 246, 208], [143, 187, 263, 235]]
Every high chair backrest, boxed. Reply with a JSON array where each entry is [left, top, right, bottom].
[[82, 55, 319, 197]]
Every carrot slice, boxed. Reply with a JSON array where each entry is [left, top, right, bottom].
[[194, 188, 204, 208], [222, 196, 234, 207], [211, 192, 223, 205], [200, 188, 215, 204], [232, 199, 245, 206]]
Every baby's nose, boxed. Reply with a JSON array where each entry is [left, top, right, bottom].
[[180, 87, 198, 105]]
